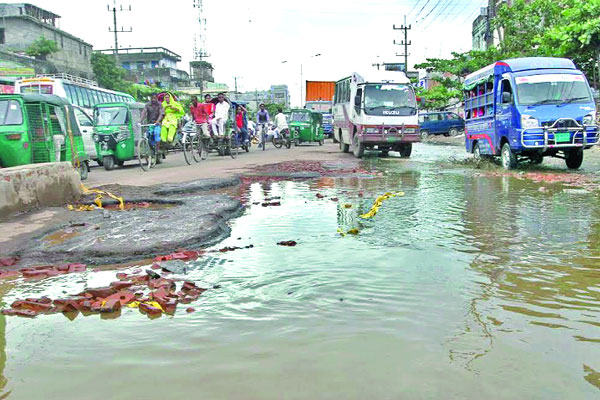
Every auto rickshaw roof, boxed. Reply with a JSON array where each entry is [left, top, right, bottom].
[[7, 93, 72, 107]]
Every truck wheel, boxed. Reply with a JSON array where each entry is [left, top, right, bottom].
[[449, 128, 459, 137], [352, 134, 364, 158], [501, 143, 517, 170], [420, 130, 429, 140], [473, 142, 482, 161], [399, 143, 412, 158], [103, 155, 115, 171], [565, 149, 584, 169]]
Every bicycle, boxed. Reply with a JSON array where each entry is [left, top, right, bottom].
[[138, 124, 161, 171], [258, 122, 268, 151]]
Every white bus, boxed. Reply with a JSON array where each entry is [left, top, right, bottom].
[[14, 74, 135, 114], [333, 71, 420, 158]]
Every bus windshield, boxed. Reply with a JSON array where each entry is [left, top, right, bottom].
[[0, 100, 23, 125], [20, 84, 53, 94], [364, 84, 416, 115], [291, 112, 311, 122], [94, 106, 129, 126], [515, 74, 593, 106]]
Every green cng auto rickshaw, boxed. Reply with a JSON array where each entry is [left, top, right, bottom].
[[92, 102, 145, 170], [289, 109, 324, 146], [0, 93, 90, 180]]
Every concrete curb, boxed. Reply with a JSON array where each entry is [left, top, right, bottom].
[[0, 162, 82, 218]]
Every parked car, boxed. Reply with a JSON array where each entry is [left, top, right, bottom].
[[418, 111, 465, 139], [73, 105, 97, 163]]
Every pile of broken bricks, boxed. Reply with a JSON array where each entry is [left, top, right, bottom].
[[2, 268, 208, 319]]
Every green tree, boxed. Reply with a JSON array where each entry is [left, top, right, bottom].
[[538, 0, 600, 87], [90, 52, 129, 92], [25, 36, 59, 60]]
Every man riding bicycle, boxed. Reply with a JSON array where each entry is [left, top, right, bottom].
[[140, 95, 164, 158], [273, 107, 289, 139], [256, 103, 270, 148]]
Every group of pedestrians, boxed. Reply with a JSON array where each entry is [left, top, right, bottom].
[[141, 92, 290, 151]]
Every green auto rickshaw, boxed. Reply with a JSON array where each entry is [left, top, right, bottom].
[[92, 102, 145, 170], [289, 109, 324, 146], [0, 93, 90, 180]]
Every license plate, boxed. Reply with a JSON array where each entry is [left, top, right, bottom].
[[555, 132, 570, 143]]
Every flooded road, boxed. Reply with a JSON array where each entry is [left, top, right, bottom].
[[1, 143, 599, 399]]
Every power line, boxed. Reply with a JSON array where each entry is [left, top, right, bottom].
[[406, 0, 423, 18], [419, 0, 458, 31], [413, 0, 432, 20]]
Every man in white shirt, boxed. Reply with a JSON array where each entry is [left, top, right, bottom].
[[273, 108, 289, 138], [211, 93, 230, 137]]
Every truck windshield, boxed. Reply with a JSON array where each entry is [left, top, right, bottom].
[[364, 84, 416, 115], [94, 106, 128, 126], [0, 100, 23, 125], [291, 112, 311, 122], [305, 102, 332, 113], [515, 74, 593, 106]]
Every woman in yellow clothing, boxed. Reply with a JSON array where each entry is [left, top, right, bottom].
[[160, 93, 184, 143]]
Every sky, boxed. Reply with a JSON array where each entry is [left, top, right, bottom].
[[11, 0, 487, 106]]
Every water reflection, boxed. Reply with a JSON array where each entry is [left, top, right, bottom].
[[0, 147, 599, 398]]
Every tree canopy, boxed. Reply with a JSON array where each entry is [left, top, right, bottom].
[[415, 0, 600, 109]]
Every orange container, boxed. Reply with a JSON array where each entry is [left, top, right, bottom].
[[305, 81, 335, 102]]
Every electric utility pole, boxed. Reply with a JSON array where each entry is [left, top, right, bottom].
[[107, 1, 132, 64], [393, 16, 411, 72]]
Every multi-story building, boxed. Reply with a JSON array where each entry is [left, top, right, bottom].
[[0, 3, 93, 78], [97, 47, 191, 90], [472, 7, 490, 51]]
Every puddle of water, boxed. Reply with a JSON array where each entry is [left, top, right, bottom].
[[42, 230, 81, 246], [0, 144, 599, 399]]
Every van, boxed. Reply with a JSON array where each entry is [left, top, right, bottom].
[[464, 57, 599, 169], [418, 112, 465, 139]]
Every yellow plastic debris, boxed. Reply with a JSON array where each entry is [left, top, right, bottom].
[[126, 301, 164, 311], [80, 184, 125, 210], [347, 228, 360, 235], [360, 192, 404, 219]]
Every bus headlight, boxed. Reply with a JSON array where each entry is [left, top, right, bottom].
[[583, 113, 596, 125], [521, 115, 539, 129], [365, 127, 379, 134]]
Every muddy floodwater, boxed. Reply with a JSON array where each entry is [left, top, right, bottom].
[[1, 144, 599, 399]]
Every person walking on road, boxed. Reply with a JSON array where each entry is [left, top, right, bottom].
[[161, 93, 184, 144], [211, 93, 230, 137]]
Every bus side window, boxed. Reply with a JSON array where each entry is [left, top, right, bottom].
[[500, 80, 513, 104], [73, 86, 84, 107], [64, 84, 74, 104]]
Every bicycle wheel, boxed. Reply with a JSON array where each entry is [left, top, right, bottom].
[[183, 135, 193, 165], [191, 134, 201, 163], [229, 137, 238, 159], [138, 138, 152, 171]]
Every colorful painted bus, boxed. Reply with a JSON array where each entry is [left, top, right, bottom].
[[464, 57, 599, 169], [14, 74, 135, 114], [333, 71, 419, 158]]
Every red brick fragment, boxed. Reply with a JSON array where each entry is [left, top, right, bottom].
[[151, 263, 162, 270], [85, 286, 117, 299], [129, 274, 149, 284], [109, 280, 134, 290], [79, 300, 93, 311], [2, 309, 37, 317], [116, 272, 129, 280], [182, 281, 198, 292], [105, 291, 136, 306], [0, 257, 18, 267], [26, 296, 52, 304], [67, 263, 86, 273], [0, 270, 20, 279], [149, 278, 175, 291], [277, 240, 297, 247], [21, 269, 52, 278], [186, 307, 195, 313], [91, 298, 121, 313], [139, 302, 162, 315], [316, 193, 325, 199], [154, 254, 173, 262], [53, 299, 81, 312], [11, 300, 52, 312]]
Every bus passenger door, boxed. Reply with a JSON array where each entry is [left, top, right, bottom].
[[496, 79, 514, 154]]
